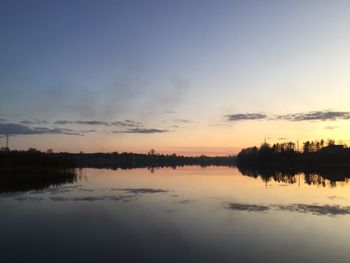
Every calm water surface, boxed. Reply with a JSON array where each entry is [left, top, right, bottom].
[[1, 167, 350, 263]]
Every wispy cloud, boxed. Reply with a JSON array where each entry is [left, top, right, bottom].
[[81, 129, 97, 133], [13, 118, 168, 135], [54, 119, 142, 128], [111, 120, 142, 127], [276, 111, 350, 121], [225, 110, 350, 122], [20, 120, 48, 125], [174, 118, 195, 124], [0, 123, 81, 136], [225, 113, 267, 121], [55, 120, 72, 125], [113, 128, 170, 134], [54, 120, 110, 126]]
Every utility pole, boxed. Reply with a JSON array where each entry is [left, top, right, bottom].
[[6, 134, 9, 149]]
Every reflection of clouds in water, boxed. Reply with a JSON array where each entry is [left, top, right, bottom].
[[50, 195, 137, 203], [225, 202, 270, 212], [276, 204, 350, 216], [111, 188, 169, 194], [15, 196, 46, 202], [49, 196, 66, 202], [50, 187, 170, 202], [48, 188, 74, 194], [6, 187, 171, 203], [224, 201, 350, 216], [0, 185, 88, 200], [26, 185, 82, 195], [79, 188, 94, 192], [178, 199, 195, 204], [0, 192, 26, 198]]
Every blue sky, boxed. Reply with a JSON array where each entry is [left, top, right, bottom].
[[1, 0, 350, 154]]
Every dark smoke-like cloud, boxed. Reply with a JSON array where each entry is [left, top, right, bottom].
[[54, 120, 109, 126], [276, 111, 350, 121], [20, 120, 48, 125], [174, 119, 195, 124], [0, 123, 81, 136], [113, 128, 169, 134], [54, 119, 142, 127], [225, 113, 267, 121], [111, 120, 142, 127], [226, 110, 350, 122]]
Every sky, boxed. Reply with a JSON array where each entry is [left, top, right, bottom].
[[1, 0, 350, 155]]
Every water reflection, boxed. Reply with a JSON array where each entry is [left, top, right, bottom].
[[2, 165, 350, 194], [238, 165, 350, 187], [0, 169, 77, 192], [1, 167, 350, 263], [224, 202, 350, 216]]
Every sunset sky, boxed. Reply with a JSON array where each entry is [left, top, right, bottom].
[[1, 0, 350, 155]]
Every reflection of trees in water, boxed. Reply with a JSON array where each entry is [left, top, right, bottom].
[[271, 172, 297, 184], [0, 169, 77, 192], [238, 166, 297, 184], [303, 173, 328, 187], [238, 165, 350, 187], [303, 167, 350, 187]]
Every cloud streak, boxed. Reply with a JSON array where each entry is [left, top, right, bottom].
[[54, 119, 142, 128], [113, 128, 170, 134], [226, 110, 350, 122], [111, 120, 142, 127], [20, 120, 48, 125], [0, 123, 81, 136], [225, 113, 267, 121], [54, 120, 110, 126], [276, 111, 350, 121], [1, 119, 169, 136], [174, 119, 195, 124]]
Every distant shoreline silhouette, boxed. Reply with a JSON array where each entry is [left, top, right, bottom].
[[0, 149, 235, 192], [3, 140, 350, 170], [237, 139, 350, 168], [0, 148, 235, 170], [236, 139, 350, 187], [2, 142, 350, 191]]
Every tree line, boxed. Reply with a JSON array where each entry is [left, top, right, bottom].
[[237, 139, 350, 167], [0, 148, 235, 170]]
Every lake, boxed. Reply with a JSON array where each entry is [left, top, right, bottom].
[[1, 166, 350, 263]]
